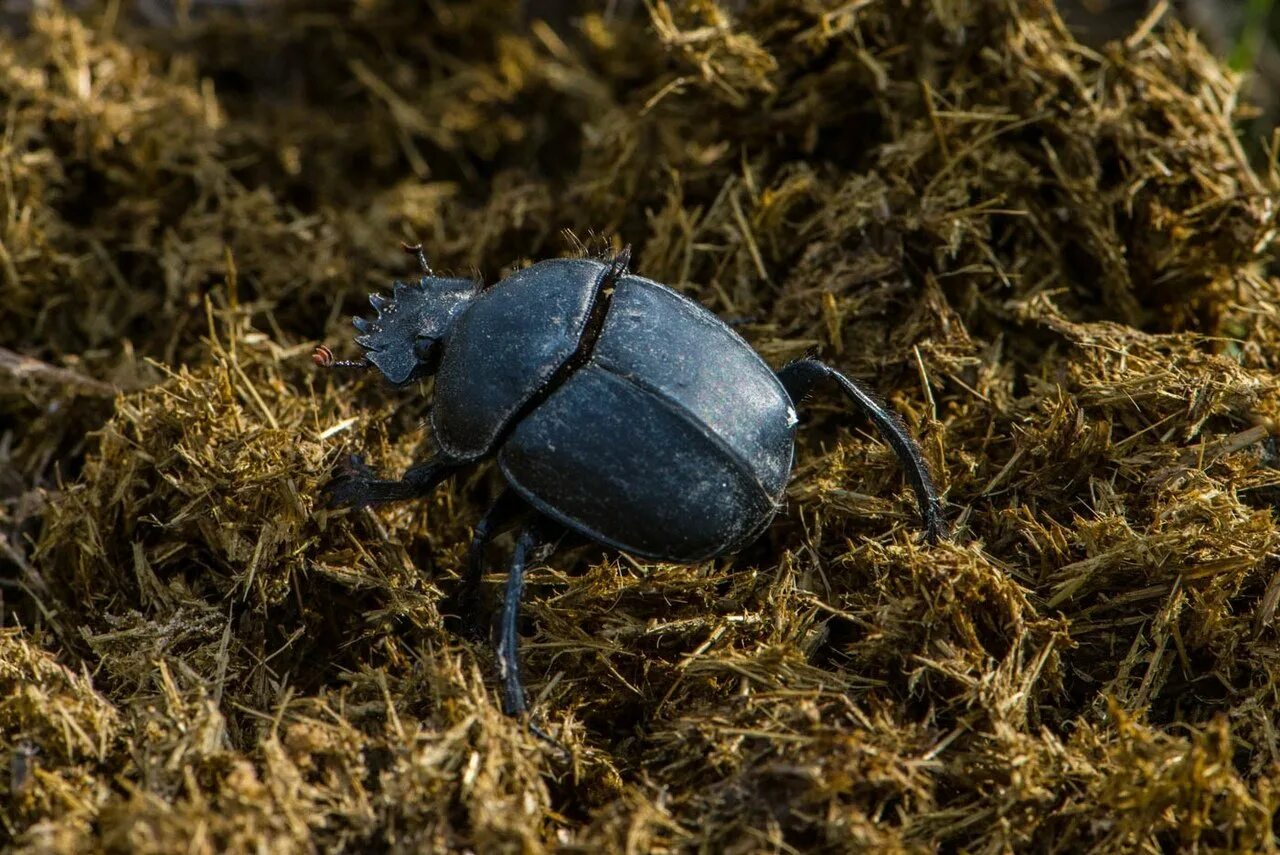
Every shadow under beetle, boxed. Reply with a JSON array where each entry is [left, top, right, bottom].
[[317, 244, 948, 720]]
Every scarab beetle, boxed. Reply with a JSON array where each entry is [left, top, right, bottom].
[[317, 244, 947, 718]]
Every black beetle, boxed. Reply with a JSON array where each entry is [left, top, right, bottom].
[[318, 244, 947, 719]]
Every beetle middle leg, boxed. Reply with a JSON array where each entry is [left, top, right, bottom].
[[777, 357, 948, 542], [467, 507, 566, 745], [498, 521, 543, 716], [446, 488, 526, 639], [324, 454, 456, 508]]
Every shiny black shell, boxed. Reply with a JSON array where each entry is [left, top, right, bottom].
[[431, 259, 607, 460], [433, 258, 796, 562]]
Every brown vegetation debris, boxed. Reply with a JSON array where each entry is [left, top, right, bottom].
[[2, 0, 1280, 851]]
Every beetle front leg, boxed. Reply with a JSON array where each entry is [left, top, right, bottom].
[[777, 357, 948, 542], [323, 454, 455, 508]]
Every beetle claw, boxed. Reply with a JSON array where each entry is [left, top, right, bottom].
[[527, 718, 569, 759], [321, 454, 379, 508], [343, 454, 375, 477], [322, 475, 370, 509]]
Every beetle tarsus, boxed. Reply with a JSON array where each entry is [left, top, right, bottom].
[[339, 453, 377, 482], [527, 717, 569, 758], [777, 357, 948, 542]]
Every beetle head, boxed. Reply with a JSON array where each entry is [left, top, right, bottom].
[[351, 275, 476, 385]]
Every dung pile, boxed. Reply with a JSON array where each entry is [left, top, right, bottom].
[[3, 0, 1280, 851]]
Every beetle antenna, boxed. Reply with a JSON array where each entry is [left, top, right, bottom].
[[401, 241, 433, 276], [313, 344, 370, 371]]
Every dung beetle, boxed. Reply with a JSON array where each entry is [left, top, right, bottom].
[[317, 244, 947, 719]]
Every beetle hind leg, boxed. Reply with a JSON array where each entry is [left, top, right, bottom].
[[777, 358, 948, 542]]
